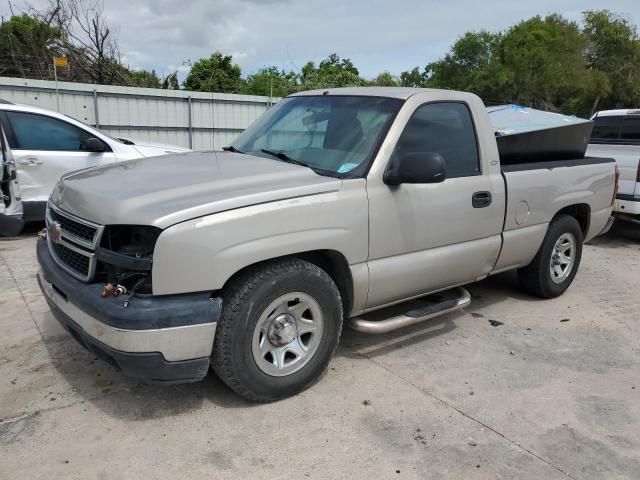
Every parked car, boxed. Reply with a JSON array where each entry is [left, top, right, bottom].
[[0, 100, 190, 222], [0, 122, 23, 236], [36, 87, 617, 402], [587, 109, 640, 224]]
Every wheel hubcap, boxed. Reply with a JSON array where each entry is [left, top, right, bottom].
[[549, 233, 576, 284], [252, 292, 324, 377], [267, 314, 298, 346]]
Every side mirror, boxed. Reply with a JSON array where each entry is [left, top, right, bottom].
[[81, 137, 107, 152], [384, 152, 447, 185]]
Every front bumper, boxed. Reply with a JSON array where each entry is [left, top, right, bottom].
[[0, 212, 24, 236], [37, 238, 221, 384]]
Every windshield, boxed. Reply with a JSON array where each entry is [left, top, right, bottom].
[[232, 95, 402, 177]]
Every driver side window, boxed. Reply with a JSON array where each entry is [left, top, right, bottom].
[[6, 111, 93, 151], [393, 102, 481, 178]]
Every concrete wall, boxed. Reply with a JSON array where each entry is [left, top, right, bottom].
[[0, 76, 278, 150]]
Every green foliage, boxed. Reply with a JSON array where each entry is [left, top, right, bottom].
[[369, 71, 400, 87], [400, 67, 428, 87], [583, 10, 640, 110], [183, 52, 242, 93], [403, 11, 637, 116], [3, 7, 640, 115], [0, 14, 63, 78], [242, 66, 298, 97], [299, 53, 366, 89], [126, 69, 162, 88]]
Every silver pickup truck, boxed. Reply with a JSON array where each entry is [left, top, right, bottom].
[[36, 87, 616, 402]]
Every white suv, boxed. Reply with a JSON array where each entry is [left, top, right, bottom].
[[0, 100, 190, 222]]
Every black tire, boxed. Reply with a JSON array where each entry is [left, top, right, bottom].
[[211, 258, 343, 402], [518, 214, 583, 298]]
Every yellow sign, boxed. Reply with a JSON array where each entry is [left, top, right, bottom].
[[53, 57, 69, 68]]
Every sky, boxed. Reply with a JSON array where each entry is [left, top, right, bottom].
[[3, 0, 640, 80]]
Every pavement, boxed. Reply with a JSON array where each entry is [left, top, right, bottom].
[[1, 222, 639, 480]]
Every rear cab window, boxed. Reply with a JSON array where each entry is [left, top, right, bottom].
[[591, 114, 640, 145]]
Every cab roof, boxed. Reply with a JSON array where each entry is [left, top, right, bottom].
[[289, 86, 443, 100]]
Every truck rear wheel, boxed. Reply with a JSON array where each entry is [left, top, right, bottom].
[[518, 214, 583, 298], [211, 258, 343, 402]]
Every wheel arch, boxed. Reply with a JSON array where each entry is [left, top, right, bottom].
[[221, 249, 354, 317], [553, 203, 591, 238]]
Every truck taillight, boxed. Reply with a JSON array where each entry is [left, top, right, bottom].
[[612, 165, 620, 206]]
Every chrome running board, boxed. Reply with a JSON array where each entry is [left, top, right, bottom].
[[348, 287, 471, 334]]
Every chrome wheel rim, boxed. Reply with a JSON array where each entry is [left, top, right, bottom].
[[549, 233, 576, 284], [252, 292, 324, 377]]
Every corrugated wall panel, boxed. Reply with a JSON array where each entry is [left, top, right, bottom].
[[0, 76, 277, 151]]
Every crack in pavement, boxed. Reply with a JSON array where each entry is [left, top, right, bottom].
[[347, 344, 578, 480]]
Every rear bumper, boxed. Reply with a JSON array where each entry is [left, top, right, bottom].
[[37, 238, 221, 384], [614, 195, 640, 217]]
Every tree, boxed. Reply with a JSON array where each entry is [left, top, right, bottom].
[[183, 52, 242, 93], [39, 0, 131, 85], [300, 53, 365, 89], [162, 71, 179, 90], [126, 69, 161, 88], [424, 30, 505, 101], [0, 13, 63, 79], [497, 14, 608, 113], [370, 71, 400, 87], [583, 10, 640, 112], [400, 67, 428, 87], [242, 66, 298, 97]]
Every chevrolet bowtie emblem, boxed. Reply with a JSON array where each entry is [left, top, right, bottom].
[[47, 221, 62, 243]]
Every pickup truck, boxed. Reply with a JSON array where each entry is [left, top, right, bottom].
[[587, 109, 640, 223], [36, 87, 617, 402]]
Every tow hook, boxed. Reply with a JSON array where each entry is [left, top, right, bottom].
[[38, 228, 48, 240]]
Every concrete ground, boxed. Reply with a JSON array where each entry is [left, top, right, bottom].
[[1, 222, 639, 480]]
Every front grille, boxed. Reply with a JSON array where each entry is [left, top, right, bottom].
[[50, 241, 91, 278], [46, 203, 103, 282], [49, 207, 96, 244]]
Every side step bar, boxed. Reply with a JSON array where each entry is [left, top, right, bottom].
[[348, 287, 471, 334]]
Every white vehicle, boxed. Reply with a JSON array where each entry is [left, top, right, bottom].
[[1, 122, 23, 236], [0, 100, 190, 222], [587, 109, 640, 223]]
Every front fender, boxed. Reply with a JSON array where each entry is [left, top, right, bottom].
[[152, 180, 368, 295]]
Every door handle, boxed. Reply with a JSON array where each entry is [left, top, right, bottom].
[[18, 157, 43, 166], [472, 191, 492, 208]]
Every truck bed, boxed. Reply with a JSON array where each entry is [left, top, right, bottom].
[[500, 156, 615, 173]]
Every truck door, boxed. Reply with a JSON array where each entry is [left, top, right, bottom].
[[366, 100, 505, 309]]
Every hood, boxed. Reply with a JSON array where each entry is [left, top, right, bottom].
[[126, 139, 191, 157], [51, 151, 341, 228]]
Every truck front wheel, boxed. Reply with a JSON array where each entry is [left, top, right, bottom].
[[518, 214, 583, 298], [211, 258, 343, 402]]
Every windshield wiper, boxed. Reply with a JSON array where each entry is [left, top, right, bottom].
[[260, 149, 308, 168], [223, 145, 244, 154]]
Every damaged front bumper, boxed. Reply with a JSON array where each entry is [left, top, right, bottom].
[[37, 238, 221, 384]]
